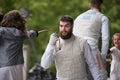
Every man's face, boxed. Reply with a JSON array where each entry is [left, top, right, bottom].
[[113, 35, 120, 48], [59, 21, 73, 39]]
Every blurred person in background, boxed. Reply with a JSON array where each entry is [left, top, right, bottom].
[[0, 10, 39, 80], [109, 33, 120, 80], [73, 0, 109, 79]]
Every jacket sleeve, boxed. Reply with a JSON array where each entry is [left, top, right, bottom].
[[41, 44, 55, 69], [101, 16, 110, 59]]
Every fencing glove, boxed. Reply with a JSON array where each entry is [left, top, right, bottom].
[[49, 33, 58, 45]]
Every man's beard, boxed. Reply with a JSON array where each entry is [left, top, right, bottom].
[[60, 31, 72, 40]]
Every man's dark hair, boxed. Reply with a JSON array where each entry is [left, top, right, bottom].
[[90, 0, 103, 5], [60, 15, 73, 25]]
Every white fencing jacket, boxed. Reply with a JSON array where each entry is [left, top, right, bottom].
[[41, 35, 102, 80], [73, 8, 109, 59]]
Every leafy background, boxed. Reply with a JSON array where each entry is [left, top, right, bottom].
[[0, 0, 120, 77]]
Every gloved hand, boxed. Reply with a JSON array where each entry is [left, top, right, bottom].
[[49, 33, 58, 45], [27, 30, 39, 38]]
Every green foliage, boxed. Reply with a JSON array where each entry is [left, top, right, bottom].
[[0, 0, 120, 74]]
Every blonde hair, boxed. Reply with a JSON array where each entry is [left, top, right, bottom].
[[112, 33, 120, 46], [1, 10, 27, 34]]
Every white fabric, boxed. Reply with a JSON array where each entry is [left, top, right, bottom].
[[0, 64, 23, 80], [73, 9, 109, 59], [110, 47, 120, 80], [73, 8, 109, 80], [41, 35, 102, 80], [41, 44, 55, 69], [92, 48, 108, 79], [48, 33, 58, 45], [55, 36, 87, 79], [56, 77, 88, 80], [73, 9, 103, 39]]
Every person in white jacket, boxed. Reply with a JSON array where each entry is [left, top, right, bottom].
[[73, 0, 109, 79], [110, 33, 120, 80], [41, 15, 103, 80]]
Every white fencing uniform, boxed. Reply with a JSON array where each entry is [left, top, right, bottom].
[[110, 47, 120, 80], [73, 8, 109, 80], [41, 34, 102, 80]]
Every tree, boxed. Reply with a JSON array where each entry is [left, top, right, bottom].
[[0, 0, 120, 74]]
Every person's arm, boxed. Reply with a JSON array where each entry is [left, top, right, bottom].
[[101, 16, 110, 59], [41, 44, 55, 69], [109, 47, 116, 64], [41, 33, 58, 69], [73, 15, 81, 36], [84, 41, 102, 80]]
